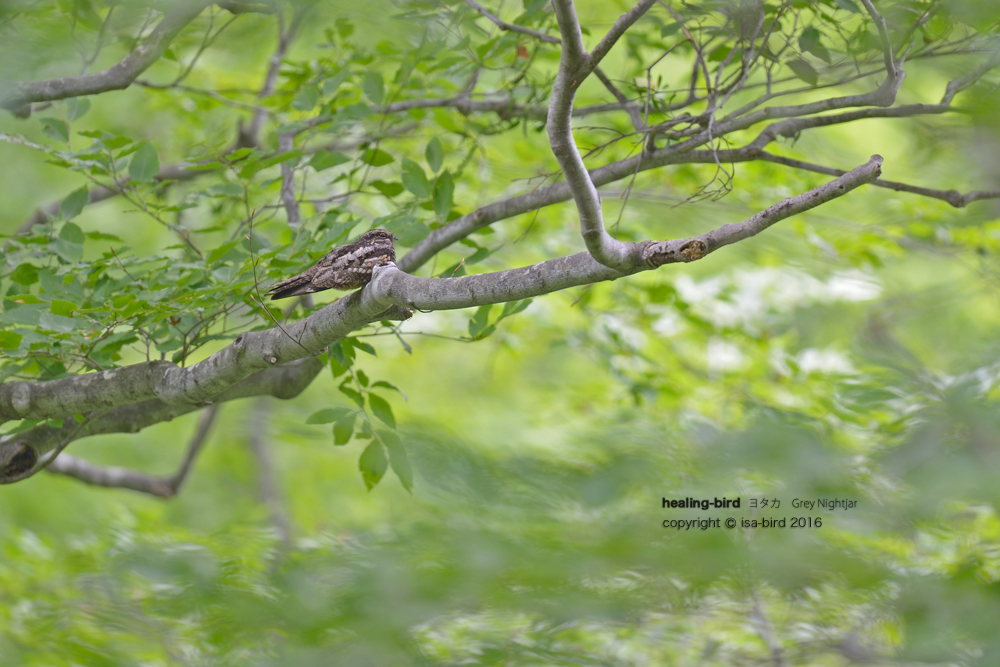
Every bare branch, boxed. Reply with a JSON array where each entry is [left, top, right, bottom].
[[941, 48, 1000, 104], [11, 162, 205, 239], [46, 404, 220, 497], [381, 95, 629, 119], [393, 157, 884, 307], [464, 0, 560, 44], [548, 0, 637, 271], [859, 0, 898, 75], [586, 0, 658, 75], [1, 0, 215, 111], [402, 100, 950, 272], [758, 152, 1000, 208], [593, 67, 645, 130], [247, 398, 292, 544], [170, 404, 220, 495], [243, 5, 306, 146], [279, 132, 301, 225]]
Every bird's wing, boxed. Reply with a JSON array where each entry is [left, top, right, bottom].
[[265, 245, 352, 300], [314, 243, 358, 269]]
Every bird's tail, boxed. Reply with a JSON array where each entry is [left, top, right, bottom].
[[265, 275, 315, 300]]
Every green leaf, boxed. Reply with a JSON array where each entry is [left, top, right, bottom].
[[85, 231, 122, 242], [329, 340, 352, 376], [661, 22, 683, 37], [469, 304, 494, 339], [787, 58, 818, 86], [382, 214, 429, 247], [306, 408, 352, 424], [363, 71, 384, 105], [65, 97, 91, 121], [40, 118, 69, 143], [0, 304, 44, 327], [322, 69, 350, 95], [39, 311, 88, 333], [368, 393, 396, 429], [358, 441, 388, 490], [104, 135, 132, 150], [59, 187, 89, 220], [371, 180, 404, 197], [59, 222, 86, 245], [49, 300, 77, 317], [309, 150, 351, 172], [335, 17, 354, 38], [397, 222, 430, 247], [339, 382, 365, 408], [433, 171, 454, 220], [356, 369, 369, 387], [207, 241, 238, 265], [10, 264, 38, 286], [255, 150, 304, 171], [833, 0, 860, 12], [292, 84, 320, 110], [345, 338, 376, 356], [333, 413, 356, 445], [129, 143, 160, 181], [372, 380, 407, 400], [708, 45, 731, 62], [361, 149, 394, 167], [799, 26, 832, 63], [498, 298, 532, 320], [339, 103, 375, 120], [401, 158, 431, 197], [425, 136, 444, 173], [0, 331, 22, 350], [381, 431, 413, 491]]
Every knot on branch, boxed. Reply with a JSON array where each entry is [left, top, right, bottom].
[[0, 443, 37, 478], [642, 239, 709, 267]]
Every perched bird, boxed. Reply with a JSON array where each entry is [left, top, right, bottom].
[[265, 229, 397, 300]]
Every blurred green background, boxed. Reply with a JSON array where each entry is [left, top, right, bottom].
[[2, 0, 1000, 664]]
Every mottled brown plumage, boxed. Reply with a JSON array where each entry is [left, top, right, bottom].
[[265, 229, 397, 300]]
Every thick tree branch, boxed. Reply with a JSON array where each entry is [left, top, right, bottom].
[[46, 404, 221, 497], [0, 0, 215, 111], [548, 0, 640, 272], [0, 157, 880, 485], [0, 302, 410, 427], [1, 357, 323, 482]]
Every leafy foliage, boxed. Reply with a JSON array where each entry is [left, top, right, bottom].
[[1, 0, 1000, 663]]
